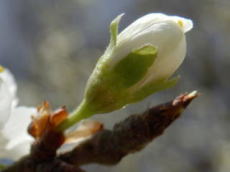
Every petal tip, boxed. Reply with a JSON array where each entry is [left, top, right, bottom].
[[173, 16, 193, 33]]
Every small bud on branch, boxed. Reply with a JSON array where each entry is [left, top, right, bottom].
[[58, 13, 194, 130]]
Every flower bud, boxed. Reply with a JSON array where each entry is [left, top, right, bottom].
[[57, 13, 194, 131], [83, 13, 193, 114]]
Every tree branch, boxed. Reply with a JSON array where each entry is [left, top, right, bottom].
[[2, 91, 198, 172], [59, 91, 198, 166]]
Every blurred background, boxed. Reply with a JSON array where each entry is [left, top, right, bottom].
[[0, 0, 230, 171]]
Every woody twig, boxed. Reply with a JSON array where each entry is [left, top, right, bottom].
[[2, 91, 198, 172]]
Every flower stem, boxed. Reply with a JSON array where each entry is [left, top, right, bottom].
[[57, 99, 94, 131]]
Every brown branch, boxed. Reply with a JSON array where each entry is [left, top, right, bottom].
[[59, 91, 198, 166], [2, 91, 198, 172]]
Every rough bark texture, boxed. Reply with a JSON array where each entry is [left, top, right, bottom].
[[2, 92, 198, 172]]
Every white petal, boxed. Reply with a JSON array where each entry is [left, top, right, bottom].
[[137, 30, 186, 87], [169, 15, 193, 33], [1, 106, 36, 160], [0, 134, 32, 160], [58, 119, 103, 154], [0, 69, 17, 128], [0, 69, 17, 97], [119, 13, 193, 39], [58, 136, 92, 154]]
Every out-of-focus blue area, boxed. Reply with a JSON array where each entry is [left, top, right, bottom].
[[0, 0, 230, 171], [0, 159, 13, 164]]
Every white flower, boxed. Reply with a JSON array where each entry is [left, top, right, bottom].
[[83, 13, 193, 114], [0, 68, 36, 160]]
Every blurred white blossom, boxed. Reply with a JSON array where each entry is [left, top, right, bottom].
[[0, 68, 17, 127], [0, 68, 36, 160]]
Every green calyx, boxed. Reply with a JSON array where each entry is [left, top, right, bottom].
[[84, 44, 158, 114], [131, 76, 180, 103], [112, 45, 157, 88], [109, 13, 124, 46]]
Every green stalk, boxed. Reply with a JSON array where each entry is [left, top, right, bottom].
[[57, 99, 94, 131]]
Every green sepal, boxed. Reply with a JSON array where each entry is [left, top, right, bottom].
[[131, 76, 180, 103], [112, 44, 158, 88], [84, 45, 157, 113], [109, 13, 124, 46]]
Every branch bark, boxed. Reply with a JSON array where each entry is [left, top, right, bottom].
[[2, 91, 198, 172]]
